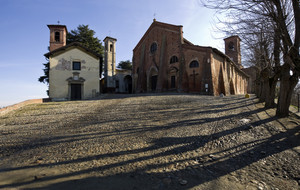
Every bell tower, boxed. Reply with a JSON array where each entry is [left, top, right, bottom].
[[47, 24, 67, 51], [224, 36, 242, 68], [104, 36, 117, 91]]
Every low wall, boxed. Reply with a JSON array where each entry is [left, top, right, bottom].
[[0, 99, 48, 116]]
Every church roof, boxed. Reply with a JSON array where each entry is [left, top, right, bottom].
[[223, 35, 241, 41], [183, 38, 194, 45], [44, 42, 102, 59], [47, 24, 68, 33], [104, 36, 117, 42]]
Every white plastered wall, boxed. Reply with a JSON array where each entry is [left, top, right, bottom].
[[49, 47, 100, 100]]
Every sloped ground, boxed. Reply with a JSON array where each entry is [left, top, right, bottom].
[[0, 94, 299, 190]]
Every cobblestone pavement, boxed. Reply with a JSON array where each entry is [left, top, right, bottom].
[[0, 94, 299, 190]]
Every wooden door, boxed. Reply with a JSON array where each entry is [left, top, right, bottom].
[[71, 84, 82, 100]]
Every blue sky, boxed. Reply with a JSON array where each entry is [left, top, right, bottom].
[[0, 0, 225, 107]]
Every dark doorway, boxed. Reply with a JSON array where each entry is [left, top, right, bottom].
[[171, 76, 176, 88], [124, 75, 132, 93], [71, 84, 82, 100], [151, 75, 158, 91]]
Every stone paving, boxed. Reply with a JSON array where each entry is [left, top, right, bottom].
[[0, 94, 299, 190]]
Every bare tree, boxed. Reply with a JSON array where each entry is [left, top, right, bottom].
[[201, 0, 299, 117], [272, 0, 299, 117]]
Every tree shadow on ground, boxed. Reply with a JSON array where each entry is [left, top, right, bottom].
[[1, 117, 299, 189], [25, 124, 299, 190], [0, 104, 266, 172], [0, 96, 299, 189], [27, 123, 299, 190]]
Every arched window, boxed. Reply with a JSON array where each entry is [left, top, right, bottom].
[[189, 60, 199, 68], [228, 41, 235, 51], [170, 56, 179, 64], [55, 31, 60, 42], [150, 42, 157, 53]]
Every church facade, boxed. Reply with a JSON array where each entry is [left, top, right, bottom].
[[132, 20, 249, 95], [45, 25, 102, 101], [45, 24, 131, 101]]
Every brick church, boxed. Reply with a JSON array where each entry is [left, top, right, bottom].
[[132, 20, 249, 95]]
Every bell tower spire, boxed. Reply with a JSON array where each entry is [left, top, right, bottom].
[[103, 36, 117, 92], [224, 36, 242, 68], [47, 24, 67, 51]]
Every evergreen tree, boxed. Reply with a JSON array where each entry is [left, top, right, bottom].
[[117, 60, 132, 70], [67, 25, 104, 55]]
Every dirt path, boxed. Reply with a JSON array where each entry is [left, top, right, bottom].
[[0, 94, 299, 190]]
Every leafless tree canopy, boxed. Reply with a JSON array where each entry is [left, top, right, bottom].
[[200, 0, 300, 117]]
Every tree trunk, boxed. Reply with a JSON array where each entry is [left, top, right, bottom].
[[259, 68, 269, 102], [276, 64, 298, 117], [259, 77, 268, 102], [265, 76, 277, 108], [255, 78, 261, 98]]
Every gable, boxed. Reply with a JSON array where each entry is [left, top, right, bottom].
[[133, 20, 183, 52], [49, 46, 100, 61], [44, 42, 102, 60]]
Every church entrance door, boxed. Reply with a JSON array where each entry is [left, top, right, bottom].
[[189, 70, 199, 92], [71, 84, 82, 100], [171, 76, 176, 88], [151, 75, 158, 91]]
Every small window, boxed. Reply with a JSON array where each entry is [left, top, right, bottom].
[[55, 31, 60, 42], [110, 44, 113, 52], [150, 42, 157, 53], [73, 62, 81, 70], [170, 56, 179, 64], [189, 60, 199, 68]]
